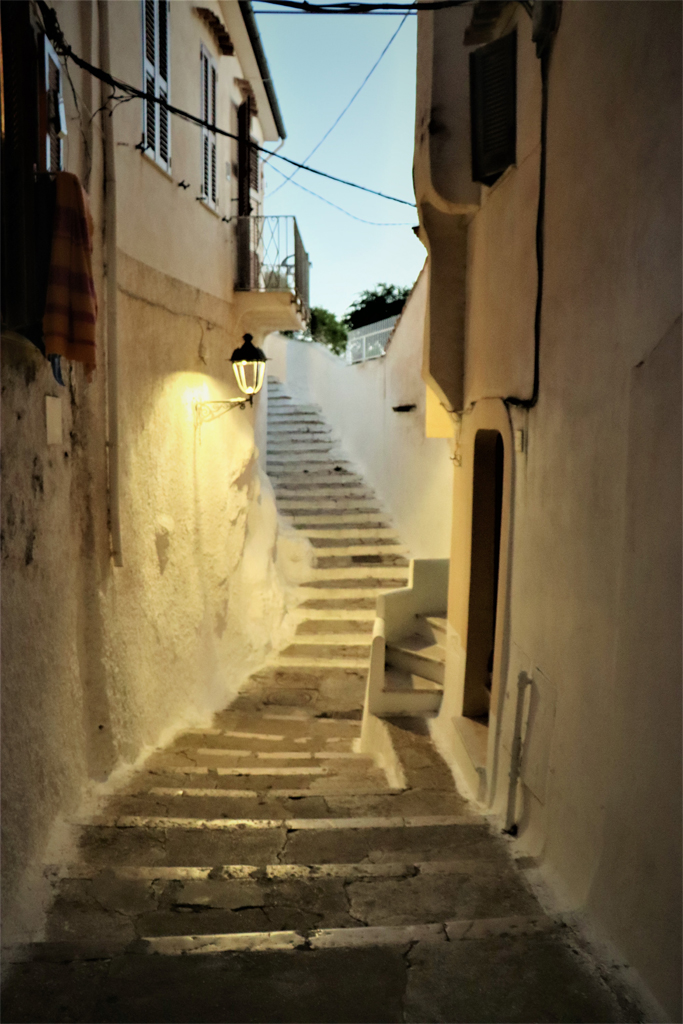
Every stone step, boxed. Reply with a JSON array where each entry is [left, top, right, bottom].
[[98, 786, 470, 823], [276, 488, 376, 502], [311, 552, 409, 569], [289, 514, 392, 527], [144, 748, 376, 772], [268, 442, 339, 454], [379, 668, 444, 716], [298, 593, 378, 609], [273, 478, 366, 491], [297, 585, 393, 600], [127, 767, 389, 794], [268, 467, 360, 482], [267, 413, 325, 423], [5, 915, 628, 1024], [293, 608, 375, 623], [294, 617, 374, 634], [279, 637, 372, 658], [268, 452, 352, 464], [386, 635, 446, 685], [306, 536, 402, 549], [269, 655, 370, 669], [43, 859, 536, 944], [268, 404, 321, 415], [73, 817, 498, 870], [304, 569, 409, 586]]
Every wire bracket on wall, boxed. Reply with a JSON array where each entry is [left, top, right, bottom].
[[194, 396, 252, 424]]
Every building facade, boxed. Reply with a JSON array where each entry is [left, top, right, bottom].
[[1, 0, 308, 943], [414, 1, 681, 1018]]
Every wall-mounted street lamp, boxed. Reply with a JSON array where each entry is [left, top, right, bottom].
[[193, 334, 266, 426]]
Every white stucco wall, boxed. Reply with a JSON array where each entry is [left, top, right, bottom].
[[265, 268, 454, 559], [416, 2, 681, 1018]]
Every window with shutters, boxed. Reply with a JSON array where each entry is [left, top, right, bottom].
[[44, 37, 66, 173], [237, 98, 260, 217], [200, 45, 218, 208], [141, 0, 171, 171], [469, 31, 516, 187]]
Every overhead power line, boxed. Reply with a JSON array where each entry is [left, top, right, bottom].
[[255, 0, 469, 11], [36, 1, 416, 209], [254, 9, 418, 12], [268, 162, 413, 225], [268, 5, 412, 199]]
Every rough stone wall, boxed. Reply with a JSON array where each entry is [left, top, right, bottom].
[[1, 1, 306, 946]]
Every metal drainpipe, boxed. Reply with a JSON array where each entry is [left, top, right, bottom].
[[98, 0, 123, 566], [503, 671, 532, 834]]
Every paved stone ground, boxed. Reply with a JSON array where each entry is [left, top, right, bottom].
[[2, 384, 642, 1022]]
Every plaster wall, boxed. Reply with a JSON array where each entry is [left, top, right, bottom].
[[265, 268, 454, 559], [420, 2, 681, 1016], [1, 0, 304, 947], [109, 0, 263, 303]]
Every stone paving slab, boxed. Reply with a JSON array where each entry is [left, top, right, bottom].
[[2, 932, 636, 1023]]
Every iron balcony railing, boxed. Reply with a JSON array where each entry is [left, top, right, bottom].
[[235, 215, 310, 322], [345, 315, 399, 364]]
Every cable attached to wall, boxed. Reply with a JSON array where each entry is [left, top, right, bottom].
[[504, 2, 560, 411], [36, 1, 415, 209]]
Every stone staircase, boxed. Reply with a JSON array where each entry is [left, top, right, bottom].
[[1, 379, 634, 1023], [261, 377, 411, 709]]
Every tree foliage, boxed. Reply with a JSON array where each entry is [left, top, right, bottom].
[[342, 283, 411, 332], [309, 306, 348, 356]]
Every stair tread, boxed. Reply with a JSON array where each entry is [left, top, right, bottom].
[[383, 667, 444, 694], [387, 635, 446, 663], [420, 614, 448, 632]]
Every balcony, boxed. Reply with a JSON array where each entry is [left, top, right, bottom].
[[235, 216, 310, 328]]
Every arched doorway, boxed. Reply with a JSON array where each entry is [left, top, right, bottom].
[[463, 429, 505, 723]]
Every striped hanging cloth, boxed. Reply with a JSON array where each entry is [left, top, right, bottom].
[[43, 172, 97, 375]]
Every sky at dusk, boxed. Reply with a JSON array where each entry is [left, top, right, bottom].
[[254, 9, 426, 319]]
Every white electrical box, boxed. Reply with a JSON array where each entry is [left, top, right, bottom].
[[46, 396, 63, 446]]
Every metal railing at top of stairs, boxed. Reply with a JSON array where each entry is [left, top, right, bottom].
[[345, 315, 399, 365], [234, 215, 310, 322]]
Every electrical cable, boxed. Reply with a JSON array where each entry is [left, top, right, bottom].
[[267, 5, 412, 198], [253, 9, 418, 12], [36, 0, 416, 208], [267, 161, 413, 225], [505, 49, 550, 409], [255, 0, 469, 12]]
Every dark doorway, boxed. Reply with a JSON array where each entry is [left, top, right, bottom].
[[463, 430, 504, 722]]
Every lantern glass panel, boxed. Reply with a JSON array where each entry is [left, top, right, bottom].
[[233, 359, 265, 395]]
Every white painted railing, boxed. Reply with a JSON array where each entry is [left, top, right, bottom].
[[345, 316, 398, 364]]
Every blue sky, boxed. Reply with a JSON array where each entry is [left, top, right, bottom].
[[254, 10, 426, 319]]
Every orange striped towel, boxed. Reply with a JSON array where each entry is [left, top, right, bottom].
[[43, 172, 97, 374]]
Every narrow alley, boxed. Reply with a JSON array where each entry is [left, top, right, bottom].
[[2, 1, 680, 1021], [2, 381, 638, 1022]]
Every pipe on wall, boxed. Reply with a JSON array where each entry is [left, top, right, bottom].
[[98, 0, 123, 566], [503, 670, 532, 833]]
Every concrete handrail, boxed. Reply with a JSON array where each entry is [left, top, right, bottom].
[[364, 616, 386, 716], [379, 558, 450, 644]]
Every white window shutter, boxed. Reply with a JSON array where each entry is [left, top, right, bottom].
[[200, 46, 218, 208], [142, 0, 170, 169]]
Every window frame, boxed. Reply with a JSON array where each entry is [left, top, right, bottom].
[[141, 0, 171, 172], [200, 43, 218, 209], [469, 30, 517, 187], [43, 36, 66, 172]]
